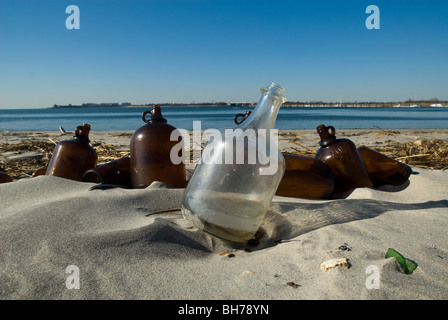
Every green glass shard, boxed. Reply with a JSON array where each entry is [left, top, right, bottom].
[[385, 248, 417, 275]]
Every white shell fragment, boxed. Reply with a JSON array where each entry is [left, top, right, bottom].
[[320, 258, 350, 271]]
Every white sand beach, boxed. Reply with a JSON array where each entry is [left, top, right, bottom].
[[1, 129, 448, 301]]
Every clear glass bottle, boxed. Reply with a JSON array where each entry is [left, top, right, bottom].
[[45, 123, 98, 181], [181, 82, 287, 243]]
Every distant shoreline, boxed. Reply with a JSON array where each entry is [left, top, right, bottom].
[[49, 100, 448, 109]]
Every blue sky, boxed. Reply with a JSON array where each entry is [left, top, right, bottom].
[[0, 0, 447, 108]]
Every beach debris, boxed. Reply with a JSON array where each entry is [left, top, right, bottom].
[[2, 130, 448, 182], [284, 130, 448, 171], [401, 139, 448, 169], [130, 105, 186, 188], [286, 281, 301, 288], [83, 156, 131, 188], [338, 243, 352, 251], [315, 124, 374, 195], [276, 153, 335, 199], [247, 228, 265, 246], [320, 257, 350, 271], [372, 126, 401, 135], [429, 244, 444, 259], [243, 270, 255, 275], [395, 153, 431, 161], [3, 152, 45, 162], [0, 166, 13, 183], [359, 146, 413, 187], [59, 126, 73, 134], [385, 248, 417, 275], [88, 183, 122, 191], [46, 124, 98, 181], [143, 208, 181, 216], [182, 84, 286, 243], [218, 253, 235, 258], [0, 135, 131, 180]]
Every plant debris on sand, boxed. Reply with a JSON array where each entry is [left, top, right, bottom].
[[1, 140, 130, 180], [1, 130, 447, 181]]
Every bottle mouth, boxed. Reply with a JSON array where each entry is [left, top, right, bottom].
[[261, 82, 287, 103], [267, 82, 285, 95], [142, 105, 167, 123], [316, 124, 336, 146], [74, 123, 91, 141]]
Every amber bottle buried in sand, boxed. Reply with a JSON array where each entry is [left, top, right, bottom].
[[358, 146, 412, 188], [315, 124, 373, 196], [130, 105, 186, 188], [0, 166, 13, 183], [83, 156, 132, 188], [235, 111, 335, 199], [45, 123, 98, 181], [276, 153, 334, 199]]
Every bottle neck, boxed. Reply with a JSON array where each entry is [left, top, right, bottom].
[[240, 83, 286, 130], [317, 125, 336, 146], [74, 124, 91, 143], [143, 105, 168, 124]]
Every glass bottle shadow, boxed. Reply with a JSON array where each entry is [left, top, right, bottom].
[[249, 198, 448, 250], [328, 179, 411, 199]]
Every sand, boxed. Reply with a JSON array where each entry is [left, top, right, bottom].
[[1, 129, 448, 301]]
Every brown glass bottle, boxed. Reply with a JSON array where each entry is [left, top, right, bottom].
[[234, 111, 334, 199], [276, 153, 334, 199], [32, 167, 47, 177], [130, 105, 186, 188], [45, 123, 98, 181], [83, 156, 131, 188], [358, 146, 412, 187], [315, 124, 373, 196], [0, 166, 13, 183]]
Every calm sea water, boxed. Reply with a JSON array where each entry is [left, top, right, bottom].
[[1, 106, 448, 132]]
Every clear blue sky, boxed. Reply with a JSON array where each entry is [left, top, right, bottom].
[[1, 0, 447, 108]]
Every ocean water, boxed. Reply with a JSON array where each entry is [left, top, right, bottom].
[[1, 106, 448, 132]]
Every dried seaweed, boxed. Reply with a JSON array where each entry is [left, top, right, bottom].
[[1, 134, 447, 181]]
